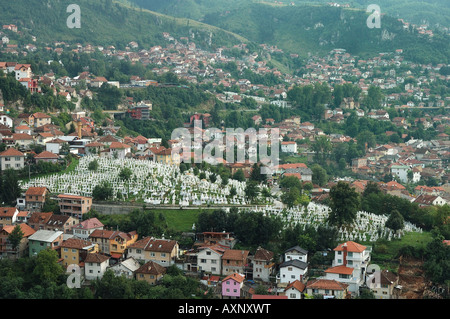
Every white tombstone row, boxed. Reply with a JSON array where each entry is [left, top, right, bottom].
[[20, 155, 248, 205]]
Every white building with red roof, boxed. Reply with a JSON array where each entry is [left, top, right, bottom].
[[0, 147, 25, 170], [323, 241, 371, 296]]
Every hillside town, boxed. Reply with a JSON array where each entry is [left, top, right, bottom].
[[0, 21, 449, 301]]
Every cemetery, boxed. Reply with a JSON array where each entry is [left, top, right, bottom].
[[20, 156, 423, 243]]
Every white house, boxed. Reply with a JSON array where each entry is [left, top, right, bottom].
[[45, 138, 67, 155], [0, 114, 13, 128], [278, 259, 308, 284], [281, 141, 297, 153], [284, 246, 308, 263], [197, 246, 224, 275], [390, 164, 410, 183], [108, 142, 131, 159], [14, 64, 32, 81], [109, 257, 141, 279], [324, 241, 371, 296], [84, 252, 110, 280], [284, 280, 306, 299], [0, 147, 25, 171], [72, 218, 104, 240]]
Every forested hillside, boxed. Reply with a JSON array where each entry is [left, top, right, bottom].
[[202, 4, 450, 64], [0, 0, 246, 50]]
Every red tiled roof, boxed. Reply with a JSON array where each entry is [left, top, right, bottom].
[[0, 148, 25, 157], [334, 241, 367, 253]]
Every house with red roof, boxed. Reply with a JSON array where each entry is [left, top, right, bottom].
[[323, 241, 371, 297], [0, 223, 35, 259], [24, 186, 49, 212], [305, 278, 350, 299], [72, 217, 104, 240], [0, 207, 19, 226], [284, 280, 306, 299], [0, 147, 25, 170], [108, 141, 131, 159], [34, 150, 59, 163], [222, 272, 245, 299]]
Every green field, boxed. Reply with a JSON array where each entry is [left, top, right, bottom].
[[150, 208, 214, 233]]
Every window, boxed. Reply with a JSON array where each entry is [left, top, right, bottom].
[[348, 252, 353, 257], [290, 293, 296, 298]]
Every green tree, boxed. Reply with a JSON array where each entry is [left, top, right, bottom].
[[1, 169, 21, 205], [328, 181, 360, 227], [245, 181, 260, 202], [8, 225, 24, 253], [385, 210, 404, 233], [88, 159, 99, 171], [92, 180, 114, 201], [311, 164, 328, 187], [119, 167, 133, 181], [32, 249, 65, 285]]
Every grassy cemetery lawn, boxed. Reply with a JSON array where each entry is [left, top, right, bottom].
[[154, 208, 213, 233]]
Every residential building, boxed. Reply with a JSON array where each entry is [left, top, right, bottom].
[[59, 238, 98, 267], [84, 252, 110, 280], [108, 142, 131, 159], [278, 259, 308, 284], [135, 260, 167, 285], [72, 217, 104, 240], [281, 141, 298, 153], [12, 133, 34, 149], [0, 147, 25, 171], [109, 257, 141, 279], [221, 249, 250, 277], [413, 194, 447, 207], [24, 186, 49, 212], [391, 164, 410, 183], [284, 280, 306, 299], [0, 223, 35, 259], [88, 229, 138, 258], [222, 272, 245, 299], [368, 269, 399, 299], [326, 241, 371, 296], [305, 278, 350, 299], [57, 194, 93, 219], [29, 112, 51, 128], [44, 214, 79, 233], [27, 212, 53, 231], [252, 247, 275, 282], [127, 236, 179, 267], [196, 245, 225, 275], [127, 102, 151, 120], [0, 207, 19, 227], [34, 150, 59, 163], [28, 229, 64, 256], [284, 246, 308, 263]]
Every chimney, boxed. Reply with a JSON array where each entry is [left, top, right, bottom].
[[342, 243, 347, 266]]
